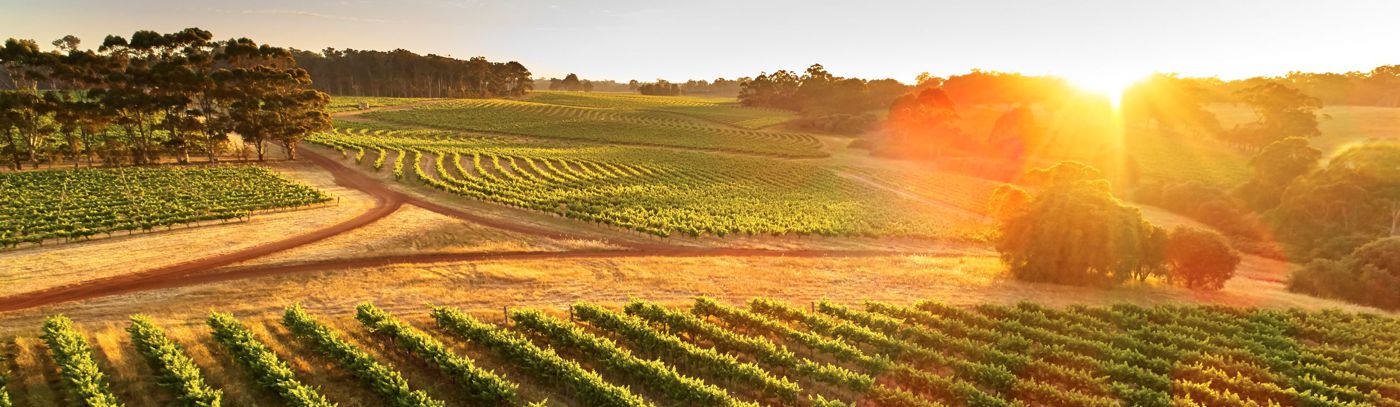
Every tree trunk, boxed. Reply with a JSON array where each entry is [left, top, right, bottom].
[[177, 144, 190, 164], [255, 140, 266, 161], [1391, 203, 1399, 237], [283, 140, 298, 161]]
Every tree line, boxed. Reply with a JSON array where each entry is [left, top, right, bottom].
[[738, 64, 909, 133], [534, 74, 747, 97], [292, 48, 532, 98], [0, 28, 330, 169]]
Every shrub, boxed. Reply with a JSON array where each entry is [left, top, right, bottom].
[[997, 162, 1165, 287], [1164, 226, 1240, 291], [1290, 236, 1400, 310]]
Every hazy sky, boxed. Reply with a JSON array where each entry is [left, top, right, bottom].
[[5, 0, 1399, 86]]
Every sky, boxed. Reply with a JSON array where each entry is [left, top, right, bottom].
[[4, 0, 1399, 89]]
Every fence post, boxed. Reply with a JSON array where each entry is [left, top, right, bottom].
[[503, 306, 509, 325]]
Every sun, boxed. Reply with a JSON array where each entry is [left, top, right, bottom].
[[1064, 72, 1142, 107]]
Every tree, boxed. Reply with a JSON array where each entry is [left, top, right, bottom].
[[985, 106, 1037, 162], [1277, 142, 1400, 259], [1290, 236, 1400, 310], [883, 87, 965, 157], [1, 29, 330, 167], [996, 162, 1166, 287], [216, 63, 329, 161], [1164, 226, 1240, 291], [558, 73, 582, 91], [986, 184, 1030, 221], [290, 48, 531, 98], [1121, 73, 1221, 136], [1223, 82, 1322, 148], [1236, 136, 1321, 210]]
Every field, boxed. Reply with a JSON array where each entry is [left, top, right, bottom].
[[362, 97, 823, 157], [526, 91, 798, 129], [0, 166, 330, 248], [2, 92, 1398, 407], [327, 96, 439, 113], [2, 297, 1397, 407], [308, 121, 989, 239]]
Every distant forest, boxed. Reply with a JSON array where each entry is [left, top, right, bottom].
[[538, 74, 747, 97], [290, 48, 533, 98]]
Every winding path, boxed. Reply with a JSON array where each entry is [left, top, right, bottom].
[[0, 147, 952, 312]]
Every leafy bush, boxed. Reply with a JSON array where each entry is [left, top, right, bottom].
[[1290, 236, 1400, 310], [1164, 226, 1240, 291], [997, 162, 1165, 287]]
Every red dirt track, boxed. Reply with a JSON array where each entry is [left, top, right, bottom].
[[0, 149, 936, 313]]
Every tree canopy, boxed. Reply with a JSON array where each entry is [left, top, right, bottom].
[[996, 162, 1166, 287], [1222, 82, 1322, 149], [292, 48, 531, 98], [1164, 226, 1240, 291], [1276, 142, 1400, 259], [1290, 236, 1400, 310], [0, 28, 329, 168]]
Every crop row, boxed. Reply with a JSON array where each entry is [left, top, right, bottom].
[[311, 127, 987, 239], [9, 299, 1398, 407], [0, 166, 330, 247]]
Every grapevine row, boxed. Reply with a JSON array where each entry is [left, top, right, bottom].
[[206, 312, 336, 407], [127, 315, 223, 406], [284, 305, 445, 407]]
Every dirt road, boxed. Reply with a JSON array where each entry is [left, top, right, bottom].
[[0, 148, 944, 312], [0, 106, 978, 313]]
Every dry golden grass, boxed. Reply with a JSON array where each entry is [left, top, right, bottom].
[[1, 248, 1385, 335], [236, 205, 614, 268], [6, 335, 59, 406]]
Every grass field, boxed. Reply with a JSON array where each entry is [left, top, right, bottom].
[[311, 121, 990, 239], [327, 96, 438, 113], [362, 97, 821, 157], [527, 91, 798, 129], [3, 298, 1396, 406]]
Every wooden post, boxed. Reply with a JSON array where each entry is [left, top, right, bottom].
[[503, 306, 509, 325]]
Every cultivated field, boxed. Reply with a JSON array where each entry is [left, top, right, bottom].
[[2, 298, 1396, 407], [0, 166, 330, 248], [362, 96, 824, 157], [3, 92, 1398, 407], [308, 121, 988, 239]]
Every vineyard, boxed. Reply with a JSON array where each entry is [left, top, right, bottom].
[[360, 97, 824, 157], [524, 91, 798, 129], [3, 298, 1398, 406], [308, 123, 987, 238], [0, 166, 331, 248], [328, 96, 439, 113]]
